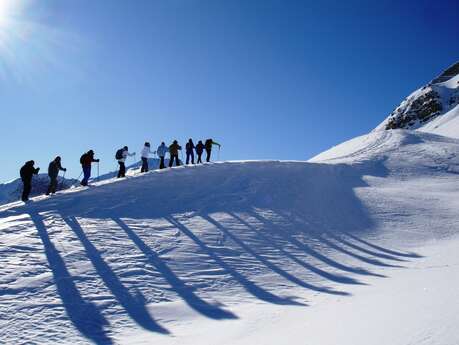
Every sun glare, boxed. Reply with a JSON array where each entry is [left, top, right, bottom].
[[0, 0, 16, 28]]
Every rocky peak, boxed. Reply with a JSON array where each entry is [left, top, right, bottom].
[[381, 61, 459, 131]]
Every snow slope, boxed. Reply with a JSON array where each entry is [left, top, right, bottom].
[[0, 174, 79, 205], [1, 129, 459, 344], [419, 103, 459, 139]]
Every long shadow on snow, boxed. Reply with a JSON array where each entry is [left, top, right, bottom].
[[228, 211, 364, 285], [249, 210, 385, 278], [201, 214, 349, 296], [344, 233, 423, 258], [323, 231, 406, 262], [29, 211, 113, 345], [112, 218, 237, 320], [62, 216, 169, 335], [165, 216, 305, 306], [3, 160, 402, 319], [285, 211, 404, 268]]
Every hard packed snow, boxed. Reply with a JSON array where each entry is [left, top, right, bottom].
[[1, 128, 459, 344]]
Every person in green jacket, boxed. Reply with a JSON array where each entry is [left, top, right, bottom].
[[204, 138, 221, 162]]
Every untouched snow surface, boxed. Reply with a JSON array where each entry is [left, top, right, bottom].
[[419, 104, 459, 139], [1, 130, 459, 344]]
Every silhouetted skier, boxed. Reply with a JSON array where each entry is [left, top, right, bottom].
[[20, 160, 40, 202], [169, 140, 182, 167], [156, 142, 168, 169], [140, 142, 153, 173], [196, 140, 204, 164], [205, 139, 221, 162], [80, 150, 99, 186], [186, 139, 195, 165], [116, 146, 135, 178], [46, 156, 66, 195]]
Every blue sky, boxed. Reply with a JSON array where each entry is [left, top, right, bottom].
[[1, 0, 458, 182]]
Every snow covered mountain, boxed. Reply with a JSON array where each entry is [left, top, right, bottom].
[[2, 65, 459, 345], [0, 174, 79, 205], [376, 61, 459, 135]]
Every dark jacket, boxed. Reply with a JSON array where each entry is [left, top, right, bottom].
[[48, 161, 64, 179], [20, 161, 39, 182], [80, 152, 98, 167], [205, 139, 221, 150], [169, 143, 182, 156], [186, 141, 195, 154], [196, 142, 205, 154]]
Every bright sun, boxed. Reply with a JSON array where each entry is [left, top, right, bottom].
[[0, 0, 18, 28]]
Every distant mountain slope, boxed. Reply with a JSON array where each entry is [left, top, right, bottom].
[[376, 61, 459, 135], [0, 175, 79, 205], [0, 158, 169, 206], [310, 128, 459, 172]]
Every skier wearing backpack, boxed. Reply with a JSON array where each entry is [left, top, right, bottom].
[[140, 142, 153, 173], [185, 139, 195, 165], [169, 140, 182, 167], [205, 139, 221, 162], [156, 142, 168, 169], [116, 146, 135, 178], [20, 160, 40, 202], [195, 140, 205, 164], [46, 156, 66, 195], [80, 150, 99, 186]]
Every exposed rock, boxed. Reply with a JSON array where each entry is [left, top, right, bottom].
[[381, 61, 459, 131]]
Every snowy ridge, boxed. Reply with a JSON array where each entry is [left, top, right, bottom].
[[2, 129, 459, 344], [310, 128, 459, 174], [0, 158, 169, 206]]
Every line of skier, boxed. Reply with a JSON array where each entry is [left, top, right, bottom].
[[19, 138, 221, 202]]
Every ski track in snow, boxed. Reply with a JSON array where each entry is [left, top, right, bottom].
[[1, 130, 459, 344]]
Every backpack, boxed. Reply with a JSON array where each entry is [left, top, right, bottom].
[[115, 149, 124, 160], [80, 154, 86, 165]]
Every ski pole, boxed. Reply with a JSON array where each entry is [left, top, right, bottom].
[[59, 170, 66, 190], [77, 170, 83, 181], [218, 146, 221, 161], [97, 162, 100, 181]]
